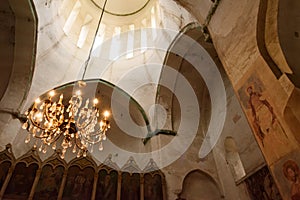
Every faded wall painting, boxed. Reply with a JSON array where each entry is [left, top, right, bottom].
[[238, 73, 290, 163], [62, 166, 94, 200], [144, 174, 163, 200], [270, 150, 300, 200], [121, 173, 140, 200], [96, 169, 118, 200], [245, 166, 282, 200], [0, 147, 167, 200], [33, 165, 64, 200], [3, 162, 38, 199]]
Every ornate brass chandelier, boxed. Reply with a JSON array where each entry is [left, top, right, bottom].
[[22, 88, 110, 158], [22, 0, 110, 159]]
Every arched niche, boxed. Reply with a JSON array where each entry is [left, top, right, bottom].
[[144, 173, 163, 200], [180, 170, 222, 200], [224, 136, 246, 182], [96, 167, 118, 200]]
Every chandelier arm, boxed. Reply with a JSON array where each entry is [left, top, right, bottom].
[[28, 114, 46, 131], [43, 102, 64, 130], [74, 135, 87, 151], [75, 108, 98, 130], [44, 132, 62, 143]]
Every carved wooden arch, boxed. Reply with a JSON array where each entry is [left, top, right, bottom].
[[179, 169, 224, 199], [67, 155, 97, 171], [59, 155, 97, 199], [0, 144, 15, 164], [32, 151, 67, 200], [142, 158, 167, 200], [121, 156, 142, 174], [1, 147, 41, 200], [96, 156, 120, 200], [14, 147, 41, 167], [41, 151, 67, 168]]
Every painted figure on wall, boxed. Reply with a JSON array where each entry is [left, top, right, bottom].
[[144, 174, 163, 200], [246, 85, 287, 146], [96, 170, 117, 200], [33, 165, 64, 200], [121, 173, 140, 200], [238, 74, 291, 162], [62, 166, 94, 200], [283, 160, 300, 200], [246, 85, 274, 144], [4, 163, 38, 199]]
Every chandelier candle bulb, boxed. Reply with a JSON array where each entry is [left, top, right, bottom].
[[72, 145, 76, 153], [39, 143, 43, 152], [49, 90, 55, 97], [52, 142, 56, 150], [93, 98, 99, 105], [25, 134, 31, 143], [77, 150, 81, 158]]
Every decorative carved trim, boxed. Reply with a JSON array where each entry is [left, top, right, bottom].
[[142, 158, 159, 173], [0, 144, 15, 164], [100, 154, 120, 171], [16, 147, 41, 166], [67, 155, 97, 170], [121, 156, 141, 173], [41, 150, 67, 168]]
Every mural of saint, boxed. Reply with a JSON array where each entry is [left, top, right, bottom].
[[62, 166, 94, 200], [96, 170, 117, 200], [144, 174, 163, 200], [3, 163, 38, 199], [33, 165, 64, 200], [121, 173, 140, 200], [246, 85, 288, 146], [283, 160, 300, 200], [238, 76, 291, 163]]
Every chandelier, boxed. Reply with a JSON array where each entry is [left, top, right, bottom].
[[22, 85, 110, 159], [22, 0, 110, 159]]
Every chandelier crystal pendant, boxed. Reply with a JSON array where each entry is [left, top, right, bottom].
[[22, 88, 110, 159]]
